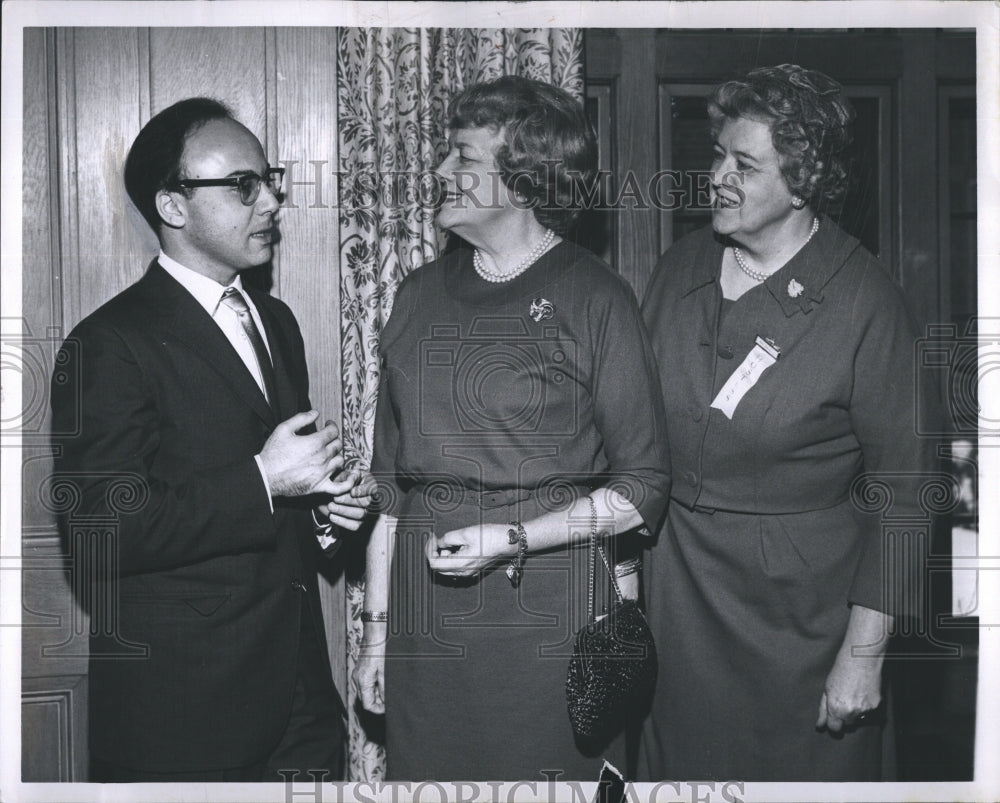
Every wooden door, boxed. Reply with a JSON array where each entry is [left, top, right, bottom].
[[20, 26, 344, 781]]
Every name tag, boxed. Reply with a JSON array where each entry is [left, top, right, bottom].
[[710, 336, 780, 419]]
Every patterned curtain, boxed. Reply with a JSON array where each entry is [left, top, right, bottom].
[[336, 27, 584, 781]]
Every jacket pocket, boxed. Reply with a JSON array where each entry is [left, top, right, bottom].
[[120, 592, 231, 621]]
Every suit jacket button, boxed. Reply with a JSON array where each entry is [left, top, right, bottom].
[[690, 406, 703, 422], [684, 470, 698, 487], [717, 344, 734, 359]]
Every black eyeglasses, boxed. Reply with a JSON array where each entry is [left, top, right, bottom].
[[173, 167, 285, 206]]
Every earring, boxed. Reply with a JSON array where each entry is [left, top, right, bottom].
[[791, 197, 807, 210]]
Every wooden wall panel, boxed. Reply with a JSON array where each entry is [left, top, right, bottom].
[[22, 28, 89, 784], [22, 691, 72, 781], [651, 30, 905, 82], [21, 531, 89, 681], [60, 28, 147, 328], [23, 29, 59, 343], [22, 28, 61, 526], [614, 29, 658, 298], [22, 676, 87, 781], [149, 28, 269, 140], [272, 27, 347, 696], [273, 26, 341, 422], [899, 30, 942, 330]]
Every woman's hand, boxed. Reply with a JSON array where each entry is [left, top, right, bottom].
[[816, 649, 882, 732], [426, 523, 515, 577], [315, 470, 374, 531], [816, 604, 890, 733], [353, 625, 387, 714]]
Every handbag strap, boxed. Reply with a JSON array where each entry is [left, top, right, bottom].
[[586, 496, 625, 624]]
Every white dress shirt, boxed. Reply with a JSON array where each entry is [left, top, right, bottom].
[[158, 252, 275, 508], [158, 252, 273, 392]]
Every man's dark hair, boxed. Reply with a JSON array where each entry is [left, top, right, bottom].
[[124, 97, 233, 233]]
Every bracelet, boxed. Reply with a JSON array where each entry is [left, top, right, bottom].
[[614, 557, 641, 579], [360, 610, 388, 623], [506, 521, 528, 587]]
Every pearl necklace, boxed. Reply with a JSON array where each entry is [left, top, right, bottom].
[[473, 228, 555, 284], [733, 217, 819, 283]]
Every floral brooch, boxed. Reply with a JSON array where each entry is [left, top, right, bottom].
[[529, 297, 555, 322], [787, 279, 805, 298]]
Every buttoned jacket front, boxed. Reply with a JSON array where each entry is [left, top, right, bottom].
[[641, 220, 934, 614]]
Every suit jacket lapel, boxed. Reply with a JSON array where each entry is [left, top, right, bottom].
[[140, 262, 276, 427], [250, 292, 301, 422]]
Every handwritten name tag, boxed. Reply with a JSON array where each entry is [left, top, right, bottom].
[[710, 336, 780, 419]]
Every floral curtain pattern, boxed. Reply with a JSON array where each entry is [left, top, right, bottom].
[[336, 27, 583, 781]]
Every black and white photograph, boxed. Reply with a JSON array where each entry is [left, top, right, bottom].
[[1, 2, 997, 802]]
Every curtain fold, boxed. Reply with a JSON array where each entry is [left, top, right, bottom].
[[336, 27, 583, 781]]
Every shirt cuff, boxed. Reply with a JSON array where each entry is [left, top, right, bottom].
[[253, 454, 275, 514]]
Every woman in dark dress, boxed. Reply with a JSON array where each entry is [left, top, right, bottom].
[[354, 76, 670, 781], [639, 65, 935, 781]]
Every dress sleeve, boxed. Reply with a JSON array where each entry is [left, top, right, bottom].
[[846, 268, 938, 618], [589, 276, 672, 533], [369, 277, 417, 517], [370, 364, 405, 516]]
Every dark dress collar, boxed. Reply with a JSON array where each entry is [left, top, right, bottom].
[[681, 216, 865, 316], [757, 215, 863, 316]]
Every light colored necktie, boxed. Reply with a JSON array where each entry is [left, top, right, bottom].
[[220, 287, 279, 409]]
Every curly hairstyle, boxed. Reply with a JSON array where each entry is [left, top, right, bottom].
[[708, 64, 855, 210], [449, 76, 598, 234], [124, 97, 233, 233]]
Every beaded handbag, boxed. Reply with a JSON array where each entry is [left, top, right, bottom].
[[566, 498, 657, 744]]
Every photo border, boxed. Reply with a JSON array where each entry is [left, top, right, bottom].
[[2, 2, 998, 802]]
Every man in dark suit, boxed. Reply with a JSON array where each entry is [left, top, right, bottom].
[[50, 97, 365, 782]]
